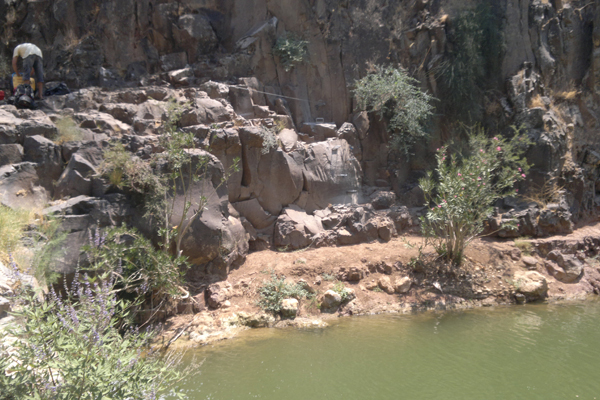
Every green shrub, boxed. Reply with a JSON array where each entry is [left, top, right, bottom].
[[272, 33, 308, 72], [258, 275, 313, 314], [332, 282, 351, 302], [29, 215, 68, 286], [100, 142, 159, 191], [0, 272, 188, 400], [419, 126, 530, 265], [321, 273, 336, 282], [354, 66, 435, 158], [84, 225, 188, 302], [258, 127, 278, 154]]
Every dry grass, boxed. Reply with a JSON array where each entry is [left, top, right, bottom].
[[0, 206, 34, 265], [514, 238, 533, 256], [484, 95, 502, 116], [528, 94, 546, 109], [555, 90, 578, 101], [54, 116, 84, 144], [5, 7, 17, 26], [522, 177, 564, 209]]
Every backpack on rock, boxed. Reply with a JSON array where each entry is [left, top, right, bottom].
[[9, 84, 36, 109]]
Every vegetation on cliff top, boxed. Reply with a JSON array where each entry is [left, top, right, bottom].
[[272, 33, 309, 72], [354, 65, 435, 159]]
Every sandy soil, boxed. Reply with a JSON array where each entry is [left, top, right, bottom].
[[159, 219, 600, 347]]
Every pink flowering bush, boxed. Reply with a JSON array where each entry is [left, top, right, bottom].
[[419, 128, 530, 264]]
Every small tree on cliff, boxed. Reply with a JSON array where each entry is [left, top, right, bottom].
[[100, 100, 238, 258], [419, 126, 530, 265], [354, 65, 434, 158], [98, 100, 238, 311]]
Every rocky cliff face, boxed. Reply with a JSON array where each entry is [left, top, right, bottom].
[[1, 0, 599, 278]]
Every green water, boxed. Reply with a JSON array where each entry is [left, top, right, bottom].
[[171, 300, 600, 400]]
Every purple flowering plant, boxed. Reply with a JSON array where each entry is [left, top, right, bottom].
[[419, 126, 531, 265], [0, 266, 188, 400]]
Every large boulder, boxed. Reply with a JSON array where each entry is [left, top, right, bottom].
[[278, 129, 298, 152], [0, 109, 22, 144], [371, 191, 396, 210], [99, 103, 138, 125], [546, 251, 584, 283], [346, 265, 366, 282], [132, 100, 169, 135], [300, 122, 338, 142], [231, 132, 362, 220], [204, 128, 243, 203], [55, 141, 106, 198], [180, 98, 231, 126], [44, 194, 133, 228], [168, 67, 194, 86], [394, 277, 412, 294], [200, 81, 230, 99], [537, 208, 574, 236], [274, 205, 323, 250], [0, 125, 19, 145], [74, 111, 132, 136], [0, 144, 23, 166], [377, 217, 396, 242], [17, 113, 58, 141], [514, 271, 548, 301], [0, 108, 57, 144], [40, 194, 134, 278], [173, 13, 219, 63], [55, 156, 95, 198], [378, 276, 395, 294], [232, 198, 276, 230], [296, 139, 362, 213], [236, 126, 304, 214], [205, 281, 233, 309], [23, 135, 63, 193], [0, 163, 47, 209], [321, 290, 342, 310], [337, 122, 362, 160], [280, 298, 299, 319], [169, 150, 248, 275]]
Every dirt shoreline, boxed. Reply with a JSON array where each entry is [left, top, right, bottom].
[[159, 221, 600, 348]]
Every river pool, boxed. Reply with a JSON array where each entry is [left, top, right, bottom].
[[168, 300, 600, 400]]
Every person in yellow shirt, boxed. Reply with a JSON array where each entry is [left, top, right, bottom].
[[12, 43, 44, 100]]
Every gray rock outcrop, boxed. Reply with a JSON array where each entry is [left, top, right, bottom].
[[546, 251, 584, 283]]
